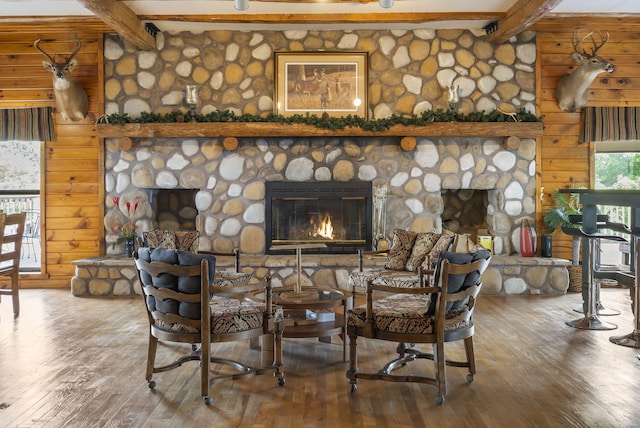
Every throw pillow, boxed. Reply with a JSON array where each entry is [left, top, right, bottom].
[[424, 233, 455, 267], [405, 232, 441, 272], [384, 229, 418, 270]]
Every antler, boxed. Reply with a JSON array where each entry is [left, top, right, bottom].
[[64, 39, 82, 66], [572, 31, 609, 56], [589, 31, 610, 56], [34, 39, 82, 65], [34, 39, 56, 63]]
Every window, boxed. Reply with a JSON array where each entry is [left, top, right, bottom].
[[594, 141, 640, 270], [0, 140, 41, 271]]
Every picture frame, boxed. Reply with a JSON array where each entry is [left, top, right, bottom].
[[274, 51, 368, 118]]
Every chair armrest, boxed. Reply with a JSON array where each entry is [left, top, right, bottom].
[[199, 249, 242, 272], [358, 248, 389, 271]]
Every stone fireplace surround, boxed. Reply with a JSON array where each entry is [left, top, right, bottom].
[[84, 133, 570, 297], [76, 29, 570, 297]]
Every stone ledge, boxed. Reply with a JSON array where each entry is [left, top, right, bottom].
[[71, 254, 570, 297]]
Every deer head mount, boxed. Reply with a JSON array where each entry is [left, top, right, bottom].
[[34, 39, 88, 121], [556, 31, 614, 112]]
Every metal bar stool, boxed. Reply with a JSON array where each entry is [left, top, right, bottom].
[[562, 224, 626, 330], [568, 215, 623, 317]]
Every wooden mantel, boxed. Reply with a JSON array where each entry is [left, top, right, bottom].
[[96, 121, 544, 139]]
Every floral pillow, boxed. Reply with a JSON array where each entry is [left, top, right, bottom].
[[405, 232, 441, 272], [384, 229, 418, 270], [422, 233, 455, 270]]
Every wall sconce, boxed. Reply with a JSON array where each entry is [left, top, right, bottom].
[[379, 0, 394, 8], [185, 85, 198, 122], [235, 0, 249, 10], [446, 84, 460, 111]]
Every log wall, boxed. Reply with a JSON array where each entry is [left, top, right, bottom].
[[536, 22, 640, 261], [0, 31, 104, 287]]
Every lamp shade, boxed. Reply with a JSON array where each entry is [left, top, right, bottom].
[[379, 0, 394, 8], [234, 0, 249, 10]]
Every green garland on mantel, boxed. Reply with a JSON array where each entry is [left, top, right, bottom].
[[96, 108, 541, 133]]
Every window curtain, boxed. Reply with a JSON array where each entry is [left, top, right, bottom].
[[0, 107, 55, 141], [579, 106, 640, 143]]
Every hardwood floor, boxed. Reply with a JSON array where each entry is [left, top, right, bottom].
[[1, 287, 640, 427]]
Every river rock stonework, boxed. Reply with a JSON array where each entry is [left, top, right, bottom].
[[94, 29, 566, 295]]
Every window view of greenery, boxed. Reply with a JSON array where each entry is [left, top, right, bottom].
[[595, 152, 640, 189], [0, 140, 40, 191]]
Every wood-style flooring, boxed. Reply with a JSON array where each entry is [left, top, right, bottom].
[[1, 287, 640, 427]]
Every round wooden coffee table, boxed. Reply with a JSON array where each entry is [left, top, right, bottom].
[[253, 286, 352, 362]]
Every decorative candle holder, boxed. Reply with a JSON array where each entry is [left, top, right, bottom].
[[446, 84, 460, 111], [185, 85, 198, 122]]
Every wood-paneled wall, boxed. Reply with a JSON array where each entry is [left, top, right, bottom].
[[536, 22, 640, 260], [0, 31, 104, 287]]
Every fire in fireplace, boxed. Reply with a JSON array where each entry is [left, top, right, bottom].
[[265, 181, 372, 254]]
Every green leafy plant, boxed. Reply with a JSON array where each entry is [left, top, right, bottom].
[[543, 187, 585, 264], [96, 108, 542, 131]]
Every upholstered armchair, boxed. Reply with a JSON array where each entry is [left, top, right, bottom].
[[134, 247, 285, 405], [346, 249, 490, 405]]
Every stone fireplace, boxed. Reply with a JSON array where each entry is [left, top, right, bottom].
[[85, 29, 571, 297]]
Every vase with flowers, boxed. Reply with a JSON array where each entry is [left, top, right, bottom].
[[111, 196, 140, 257]]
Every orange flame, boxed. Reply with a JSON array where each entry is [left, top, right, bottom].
[[315, 214, 334, 240]]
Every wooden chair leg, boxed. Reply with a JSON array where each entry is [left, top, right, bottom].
[[433, 342, 447, 404], [347, 333, 358, 391], [146, 335, 158, 385], [201, 340, 211, 405], [273, 321, 285, 385], [11, 271, 20, 317], [464, 337, 476, 378]]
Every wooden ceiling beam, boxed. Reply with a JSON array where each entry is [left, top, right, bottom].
[[137, 11, 504, 25], [488, 0, 564, 43], [75, 0, 155, 50]]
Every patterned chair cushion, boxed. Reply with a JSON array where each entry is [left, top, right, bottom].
[[214, 271, 252, 287], [347, 294, 471, 334], [405, 232, 441, 272], [210, 296, 283, 334], [350, 269, 422, 289], [143, 229, 199, 253]]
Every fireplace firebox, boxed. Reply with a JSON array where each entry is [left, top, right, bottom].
[[265, 181, 372, 254]]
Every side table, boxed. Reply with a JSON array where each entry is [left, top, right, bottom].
[[253, 286, 352, 364]]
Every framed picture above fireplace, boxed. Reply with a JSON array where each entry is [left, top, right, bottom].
[[274, 51, 368, 118]]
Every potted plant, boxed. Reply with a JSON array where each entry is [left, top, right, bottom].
[[543, 189, 582, 265], [543, 187, 585, 292]]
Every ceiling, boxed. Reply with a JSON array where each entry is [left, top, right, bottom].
[[1, 0, 640, 49]]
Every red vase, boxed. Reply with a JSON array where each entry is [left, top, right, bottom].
[[520, 219, 535, 257]]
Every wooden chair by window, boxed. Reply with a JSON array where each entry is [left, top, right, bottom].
[[0, 212, 27, 317], [22, 209, 40, 262], [134, 247, 285, 405], [346, 249, 490, 405]]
